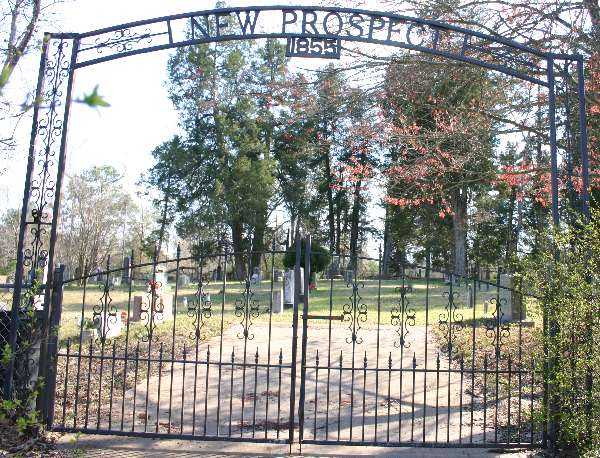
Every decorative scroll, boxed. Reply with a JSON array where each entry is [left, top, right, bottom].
[[93, 27, 153, 54], [187, 277, 212, 341], [139, 279, 163, 342], [484, 297, 511, 357], [391, 284, 416, 349], [22, 38, 74, 282], [438, 288, 465, 356], [342, 278, 367, 344], [235, 277, 260, 340], [92, 274, 117, 344]]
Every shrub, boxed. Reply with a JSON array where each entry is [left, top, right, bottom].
[[522, 210, 600, 455]]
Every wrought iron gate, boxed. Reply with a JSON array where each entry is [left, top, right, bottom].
[[45, 237, 544, 448]]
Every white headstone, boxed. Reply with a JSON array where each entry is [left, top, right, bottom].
[[272, 288, 284, 314]]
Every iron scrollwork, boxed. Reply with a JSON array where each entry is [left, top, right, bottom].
[[342, 277, 367, 344], [187, 277, 212, 341], [23, 38, 73, 280], [391, 284, 416, 349], [139, 279, 163, 342], [438, 287, 465, 356], [235, 276, 260, 341], [484, 297, 511, 356], [92, 277, 117, 344], [93, 27, 153, 54]]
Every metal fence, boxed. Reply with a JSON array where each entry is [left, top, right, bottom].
[[44, 238, 545, 448]]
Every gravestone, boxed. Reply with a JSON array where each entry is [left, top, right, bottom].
[[283, 268, 304, 308], [131, 293, 174, 323], [272, 288, 284, 314], [122, 256, 131, 284], [273, 269, 283, 283], [498, 273, 526, 322], [94, 311, 123, 339], [178, 273, 191, 287], [251, 267, 262, 285], [344, 269, 354, 284]]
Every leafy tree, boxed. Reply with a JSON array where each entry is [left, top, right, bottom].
[[382, 58, 500, 275], [57, 165, 133, 280]]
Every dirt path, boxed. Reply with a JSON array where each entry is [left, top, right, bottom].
[[109, 322, 497, 445]]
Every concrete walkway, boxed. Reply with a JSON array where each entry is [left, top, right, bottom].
[[57, 433, 539, 457]]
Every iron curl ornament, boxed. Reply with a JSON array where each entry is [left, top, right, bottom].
[[484, 297, 511, 357], [235, 276, 261, 341], [139, 279, 164, 343], [187, 275, 213, 341], [391, 284, 416, 349], [92, 27, 153, 54], [92, 263, 118, 344], [438, 287, 465, 356], [342, 277, 368, 344]]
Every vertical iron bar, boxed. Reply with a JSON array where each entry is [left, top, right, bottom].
[[298, 235, 311, 444], [483, 353, 488, 442], [264, 241, 276, 439], [287, 235, 301, 444], [470, 276, 477, 443], [155, 342, 164, 433], [313, 350, 319, 439], [84, 338, 93, 429], [507, 356, 512, 444], [494, 268, 501, 443], [167, 246, 181, 434], [410, 353, 416, 442], [73, 270, 88, 428], [374, 247, 383, 442], [144, 249, 159, 433], [108, 341, 116, 429], [180, 343, 187, 435], [435, 353, 440, 443], [251, 348, 258, 438], [120, 252, 134, 431], [422, 260, 431, 443], [203, 346, 211, 435], [96, 258, 111, 430], [131, 342, 140, 432], [276, 349, 283, 439], [576, 57, 591, 221], [216, 247, 228, 436], [398, 264, 406, 442], [6, 34, 50, 398], [387, 353, 392, 442], [459, 356, 464, 443], [228, 349, 235, 436], [61, 338, 71, 427], [325, 254, 336, 439], [361, 351, 367, 441], [446, 275, 453, 443], [337, 351, 343, 441], [44, 265, 64, 427]]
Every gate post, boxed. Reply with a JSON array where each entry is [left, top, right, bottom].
[[297, 235, 311, 444], [288, 235, 302, 445], [42, 265, 64, 427]]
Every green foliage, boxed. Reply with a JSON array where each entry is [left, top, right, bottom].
[[75, 85, 110, 108], [522, 210, 600, 455], [283, 240, 331, 273]]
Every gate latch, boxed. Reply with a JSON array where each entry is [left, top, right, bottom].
[[303, 314, 344, 321]]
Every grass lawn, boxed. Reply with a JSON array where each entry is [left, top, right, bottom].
[[58, 277, 541, 344]]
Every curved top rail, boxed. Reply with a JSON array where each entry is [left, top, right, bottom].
[[52, 5, 574, 86]]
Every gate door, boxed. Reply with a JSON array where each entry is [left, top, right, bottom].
[[298, 237, 545, 448], [48, 247, 301, 443]]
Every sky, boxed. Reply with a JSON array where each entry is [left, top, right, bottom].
[[0, 0, 392, 252]]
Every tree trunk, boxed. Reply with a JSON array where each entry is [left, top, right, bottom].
[[231, 220, 245, 280], [349, 178, 362, 270], [323, 144, 336, 254], [382, 209, 392, 279], [451, 188, 467, 277]]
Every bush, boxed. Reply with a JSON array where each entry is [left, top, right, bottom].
[[522, 210, 600, 455], [282, 239, 331, 273]]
